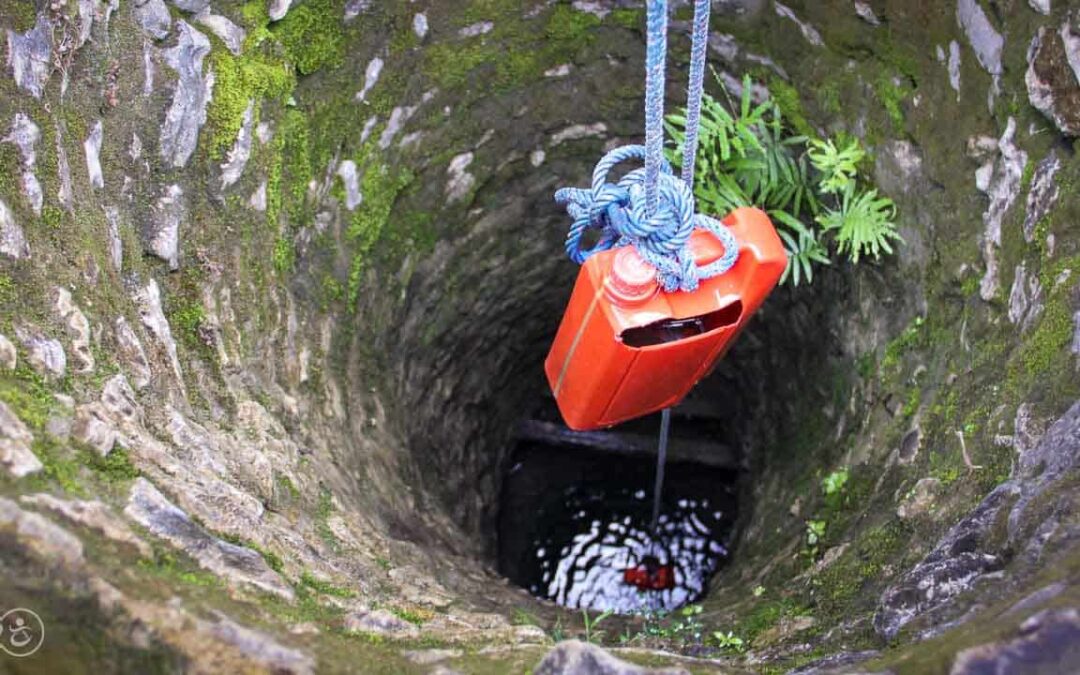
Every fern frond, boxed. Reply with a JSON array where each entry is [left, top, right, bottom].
[[817, 186, 902, 263]]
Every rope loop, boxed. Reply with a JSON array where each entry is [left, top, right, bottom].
[[555, 145, 738, 293]]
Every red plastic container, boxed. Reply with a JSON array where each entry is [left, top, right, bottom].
[[544, 207, 786, 431]]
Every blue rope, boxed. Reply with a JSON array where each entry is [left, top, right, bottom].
[[644, 0, 668, 217], [681, 0, 711, 188], [553, 0, 738, 293]]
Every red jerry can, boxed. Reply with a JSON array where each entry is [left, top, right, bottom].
[[545, 207, 786, 431]]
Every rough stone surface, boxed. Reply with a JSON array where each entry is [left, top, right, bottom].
[[774, 3, 823, 47], [1007, 262, 1044, 333], [268, 0, 295, 22], [0, 334, 15, 370], [160, 21, 213, 168], [136, 0, 172, 40], [124, 478, 294, 600], [21, 493, 152, 557], [535, 641, 689, 674], [114, 317, 153, 390], [3, 112, 43, 215], [195, 10, 246, 56], [343, 608, 421, 638], [1023, 151, 1061, 242], [445, 152, 476, 203], [84, 120, 104, 189], [950, 608, 1080, 674], [146, 184, 184, 269], [221, 101, 254, 189], [15, 325, 66, 378], [977, 118, 1026, 301], [55, 287, 95, 373], [6, 15, 52, 98], [133, 279, 184, 386], [71, 402, 118, 456], [0, 497, 84, 569], [875, 401, 1080, 639], [336, 160, 362, 210], [1026, 22, 1080, 137], [0, 401, 42, 477], [0, 198, 29, 260], [957, 0, 1003, 94]]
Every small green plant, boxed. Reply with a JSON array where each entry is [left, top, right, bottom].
[[582, 609, 614, 644], [667, 73, 902, 285], [551, 616, 566, 642], [712, 630, 746, 653], [821, 468, 849, 496], [752, 585, 766, 597], [805, 519, 827, 557]]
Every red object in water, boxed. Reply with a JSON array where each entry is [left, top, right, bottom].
[[545, 207, 786, 431], [623, 557, 675, 591]]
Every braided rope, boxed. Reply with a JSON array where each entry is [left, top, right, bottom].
[[553, 0, 737, 293]]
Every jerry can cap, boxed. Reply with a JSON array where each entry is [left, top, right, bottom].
[[605, 247, 658, 305]]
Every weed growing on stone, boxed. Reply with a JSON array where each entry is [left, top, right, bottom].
[[667, 73, 902, 285]]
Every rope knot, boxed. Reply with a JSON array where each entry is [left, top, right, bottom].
[[555, 145, 738, 292]]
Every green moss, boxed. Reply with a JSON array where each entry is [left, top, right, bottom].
[[138, 550, 223, 588], [299, 571, 355, 598], [272, 235, 294, 273], [205, 48, 294, 159], [809, 520, 913, 618], [6, 1, 38, 31], [1018, 291, 1074, 376], [28, 437, 85, 495], [0, 367, 61, 429], [315, 486, 340, 551], [346, 162, 414, 304], [872, 72, 911, 132], [272, 0, 345, 75], [390, 607, 431, 626], [168, 300, 206, 351], [609, 8, 644, 30], [276, 473, 301, 499], [768, 77, 816, 139], [881, 315, 924, 370], [545, 4, 601, 43], [85, 447, 140, 483]]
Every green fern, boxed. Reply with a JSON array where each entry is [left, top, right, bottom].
[[816, 186, 902, 263], [807, 137, 865, 194], [667, 74, 900, 285]]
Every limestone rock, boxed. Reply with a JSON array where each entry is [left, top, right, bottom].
[[6, 15, 53, 98], [21, 493, 152, 557], [1028, 0, 1051, 15], [1023, 151, 1061, 242], [104, 206, 123, 272], [976, 118, 1026, 301], [0, 199, 29, 260], [774, 3, 823, 47], [1007, 262, 1044, 333], [135, 0, 172, 40], [15, 325, 66, 378], [343, 609, 420, 638], [1026, 21, 1080, 137], [534, 641, 689, 674], [102, 374, 142, 425], [957, 0, 1003, 95], [71, 403, 118, 456], [133, 279, 184, 386], [160, 22, 213, 168], [344, 0, 371, 21], [124, 478, 294, 600], [951, 609, 1080, 674], [268, 0, 295, 22], [145, 184, 184, 269], [114, 317, 153, 390], [204, 613, 314, 674], [0, 334, 16, 370], [897, 477, 943, 519], [356, 57, 383, 102], [2, 113, 43, 215], [336, 160, 362, 210], [195, 11, 246, 56], [853, 1, 881, 27], [445, 152, 476, 203], [169, 0, 210, 13], [876, 401, 1080, 639], [84, 120, 104, 189], [0, 401, 42, 477], [54, 120, 74, 209], [413, 13, 429, 40], [55, 287, 95, 373], [221, 101, 255, 189], [0, 497, 83, 569]]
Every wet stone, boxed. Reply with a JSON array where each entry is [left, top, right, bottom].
[[3, 113, 43, 215], [0, 497, 84, 569], [1023, 151, 1061, 242], [21, 493, 152, 557], [146, 184, 184, 269], [0, 334, 15, 370], [1026, 21, 1080, 137], [15, 325, 66, 378], [0, 199, 29, 260], [343, 608, 420, 638]]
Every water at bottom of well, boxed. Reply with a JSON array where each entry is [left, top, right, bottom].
[[497, 444, 737, 614]]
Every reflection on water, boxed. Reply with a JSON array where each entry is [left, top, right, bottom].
[[498, 444, 737, 614]]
